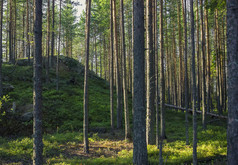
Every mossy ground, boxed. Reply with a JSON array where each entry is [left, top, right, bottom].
[[0, 60, 227, 164]]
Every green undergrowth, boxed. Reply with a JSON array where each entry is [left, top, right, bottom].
[[0, 110, 227, 164], [0, 58, 227, 164], [2, 58, 124, 134]]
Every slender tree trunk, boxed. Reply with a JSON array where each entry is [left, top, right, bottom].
[[190, 0, 197, 164], [51, 0, 55, 67], [200, 0, 206, 129], [177, 0, 183, 107], [120, 0, 130, 140], [95, 29, 97, 75], [227, 0, 238, 164], [146, 0, 156, 145], [131, 0, 134, 116], [154, 0, 160, 147], [133, 0, 148, 163], [0, 0, 3, 96], [46, 0, 50, 83], [9, 0, 13, 63], [182, 0, 189, 146], [196, 0, 200, 111], [110, 0, 114, 131], [159, 0, 165, 164], [215, 10, 221, 115], [56, 0, 62, 91], [113, 0, 122, 129], [26, 0, 30, 63], [33, 0, 43, 164], [100, 34, 102, 77], [205, 0, 210, 115], [83, 0, 91, 154]]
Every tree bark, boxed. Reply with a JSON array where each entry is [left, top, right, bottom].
[[182, 0, 189, 146], [200, 0, 206, 129], [227, 0, 238, 164], [26, 0, 30, 63], [190, 0, 197, 164], [51, 0, 55, 67], [110, 0, 114, 131], [83, 0, 91, 154], [33, 0, 43, 164], [0, 0, 3, 96], [120, 0, 130, 140], [56, 0, 62, 91], [133, 0, 148, 164], [113, 0, 122, 129], [196, 0, 200, 111], [159, 0, 165, 164], [146, 0, 156, 145], [205, 0, 210, 115]]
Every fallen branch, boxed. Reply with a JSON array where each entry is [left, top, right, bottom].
[[158, 103, 227, 119]]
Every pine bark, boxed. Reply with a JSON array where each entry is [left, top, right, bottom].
[[0, 0, 3, 96], [110, 0, 114, 130], [120, 0, 130, 140], [33, 0, 43, 164], [205, 0, 210, 114], [46, 0, 51, 83], [227, 0, 238, 164], [56, 0, 62, 91], [83, 0, 91, 154], [182, 0, 189, 145], [51, 0, 55, 67], [200, 0, 206, 129], [146, 0, 156, 145], [26, 0, 30, 63], [159, 0, 165, 164], [190, 0, 197, 164], [113, 0, 122, 129], [133, 0, 148, 164], [196, 0, 200, 111]]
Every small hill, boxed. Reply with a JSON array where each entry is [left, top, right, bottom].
[[1, 56, 118, 136]]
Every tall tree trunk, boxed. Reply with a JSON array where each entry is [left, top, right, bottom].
[[120, 0, 130, 140], [205, 0, 210, 114], [200, 0, 206, 129], [0, 0, 3, 96], [159, 0, 165, 164], [215, 9, 221, 115], [133, 0, 148, 164], [83, 0, 91, 154], [182, 0, 189, 146], [22, 6, 25, 59], [196, 0, 200, 111], [113, 0, 122, 129], [33, 0, 43, 164], [227, 0, 238, 164], [190, 0, 197, 164], [146, 0, 156, 145], [110, 0, 114, 131], [56, 0, 62, 91], [177, 0, 182, 107], [95, 29, 97, 75], [9, 0, 13, 63], [131, 0, 134, 116], [154, 0, 160, 147], [46, 0, 50, 83], [26, 0, 30, 63], [51, 0, 55, 67]]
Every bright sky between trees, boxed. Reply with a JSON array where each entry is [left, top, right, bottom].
[[75, 0, 86, 18]]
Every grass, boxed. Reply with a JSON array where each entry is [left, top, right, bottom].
[[0, 110, 227, 164], [0, 58, 227, 164]]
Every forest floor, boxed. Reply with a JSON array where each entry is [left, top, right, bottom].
[[0, 110, 228, 165], [0, 58, 228, 164]]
